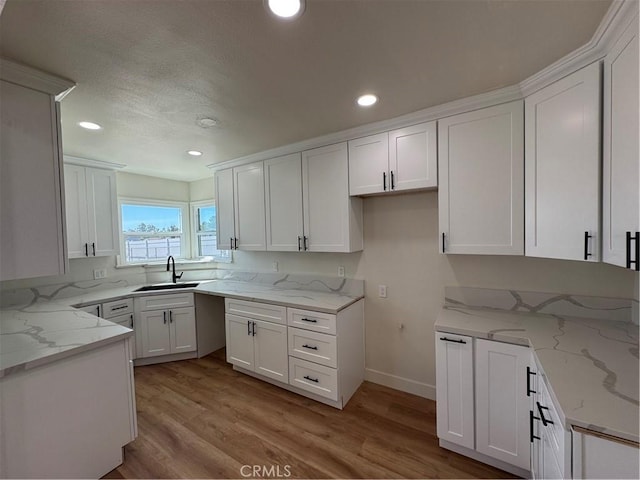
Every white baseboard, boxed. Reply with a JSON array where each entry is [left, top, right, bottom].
[[364, 368, 436, 400]]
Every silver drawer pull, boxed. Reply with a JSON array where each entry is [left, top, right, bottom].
[[302, 344, 318, 350], [303, 375, 319, 383], [301, 318, 317, 323]]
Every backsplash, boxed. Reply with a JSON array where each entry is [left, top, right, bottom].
[[0, 269, 364, 308], [445, 286, 637, 324]]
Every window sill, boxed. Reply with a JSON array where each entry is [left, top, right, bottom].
[[115, 258, 227, 270]]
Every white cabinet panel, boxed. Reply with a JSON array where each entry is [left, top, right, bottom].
[[288, 356, 339, 401], [0, 81, 66, 280], [64, 165, 118, 258], [435, 332, 475, 449], [438, 101, 524, 255], [264, 153, 304, 251], [169, 306, 197, 354], [603, 15, 639, 270], [253, 319, 288, 382], [302, 142, 363, 252], [225, 314, 255, 370], [138, 310, 171, 358], [572, 428, 640, 479], [525, 62, 601, 262], [475, 339, 532, 470], [215, 168, 235, 250], [348, 132, 389, 195], [234, 162, 266, 250], [390, 121, 438, 191]]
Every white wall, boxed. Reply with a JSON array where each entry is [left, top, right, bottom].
[[117, 171, 190, 201], [189, 177, 214, 202]]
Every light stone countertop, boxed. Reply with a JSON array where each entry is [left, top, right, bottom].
[[436, 306, 639, 443], [0, 279, 363, 378]]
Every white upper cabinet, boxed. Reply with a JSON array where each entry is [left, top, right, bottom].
[[302, 142, 363, 252], [438, 100, 524, 255], [215, 168, 235, 250], [0, 80, 67, 281], [348, 133, 389, 195], [603, 15, 639, 270], [64, 164, 119, 258], [233, 163, 266, 250], [348, 121, 437, 196], [525, 62, 601, 262], [389, 122, 438, 192], [264, 153, 304, 252]]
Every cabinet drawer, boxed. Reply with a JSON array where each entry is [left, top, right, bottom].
[[288, 357, 338, 401], [225, 298, 286, 325], [102, 298, 133, 319], [288, 327, 337, 368], [287, 308, 336, 335], [136, 293, 194, 311]]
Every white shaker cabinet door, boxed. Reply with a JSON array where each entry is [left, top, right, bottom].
[[225, 314, 255, 371], [389, 121, 438, 192], [169, 306, 196, 354], [603, 15, 639, 270], [264, 153, 304, 251], [438, 100, 524, 255], [475, 339, 532, 471], [435, 332, 475, 450], [348, 132, 389, 195], [138, 310, 171, 358], [525, 62, 601, 262], [253, 319, 288, 383], [233, 162, 266, 250], [64, 164, 90, 258], [302, 142, 363, 252], [85, 167, 119, 257], [215, 168, 235, 250]]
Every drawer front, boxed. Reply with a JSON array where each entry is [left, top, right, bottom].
[[287, 308, 336, 335], [102, 298, 133, 319], [288, 357, 338, 401], [136, 293, 194, 311], [288, 327, 337, 368], [225, 298, 286, 325]]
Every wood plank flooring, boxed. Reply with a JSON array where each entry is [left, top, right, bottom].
[[105, 349, 515, 479]]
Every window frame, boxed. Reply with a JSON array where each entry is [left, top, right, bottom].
[[118, 197, 191, 265], [190, 199, 232, 263]]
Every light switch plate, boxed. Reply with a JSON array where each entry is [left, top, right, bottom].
[[272, 262, 278, 272], [378, 285, 387, 298], [338, 265, 345, 277], [93, 268, 107, 280]]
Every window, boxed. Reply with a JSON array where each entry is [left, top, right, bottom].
[[191, 202, 231, 262], [120, 200, 188, 264]]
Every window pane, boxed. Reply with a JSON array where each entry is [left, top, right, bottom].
[[122, 204, 182, 233], [197, 206, 216, 233], [197, 233, 217, 256], [124, 235, 182, 263]]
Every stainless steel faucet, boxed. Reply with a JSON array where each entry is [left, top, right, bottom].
[[166, 256, 183, 283]]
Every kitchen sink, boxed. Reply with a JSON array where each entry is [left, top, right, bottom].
[[134, 282, 200, 292]]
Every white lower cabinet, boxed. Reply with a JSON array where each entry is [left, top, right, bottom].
[[225, 299, 288, 383], [572, 428, 640, 479], [436, 332, 534, 476], [135, 294, 196, 361], [225, 298, 364, 409]]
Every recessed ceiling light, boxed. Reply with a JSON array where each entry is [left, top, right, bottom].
[[196, 117, 218, 128], [78, 121, 102, 130], [357, 94, 378, 107], [187, 150, 203, 157], [265, 0, 305, 19]]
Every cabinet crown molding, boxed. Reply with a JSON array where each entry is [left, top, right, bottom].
[[64, 155, 126, 170], [0, 58, 75, 98]]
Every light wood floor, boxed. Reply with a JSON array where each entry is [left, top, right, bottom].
[[105, 349, 514, 479]]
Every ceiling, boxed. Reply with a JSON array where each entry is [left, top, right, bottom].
[[0, 0, 611, 182]]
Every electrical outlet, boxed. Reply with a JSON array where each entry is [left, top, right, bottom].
[[272, 261, 278, 272], [378, 285, 387, 298], [93, 268, 107, 280], [338, 265, 345, 277]]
